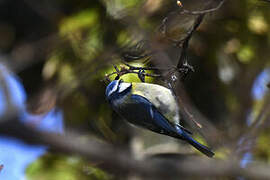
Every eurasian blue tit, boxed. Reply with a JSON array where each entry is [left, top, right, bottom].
[[105, 80, 214, 157]]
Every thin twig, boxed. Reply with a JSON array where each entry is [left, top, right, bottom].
[[105, 63, 163, 82], [180, 0, 226, 15], [176, 14, 204, 68], [121, 61, 161, 71]]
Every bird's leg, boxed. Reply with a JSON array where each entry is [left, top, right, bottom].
[[138, 69, 146, 82], [177, 61, 194, 81]]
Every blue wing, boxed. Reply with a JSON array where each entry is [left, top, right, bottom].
[[128, 95, 214, 157], [130, 94, 180, 137]]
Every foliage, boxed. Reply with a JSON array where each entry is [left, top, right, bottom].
[[0, 0, 270, 179]]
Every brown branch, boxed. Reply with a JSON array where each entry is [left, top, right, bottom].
[[159, 0, 226, 131], [179, 0, 226, 15], [176, 14, 205, 68], [105, 63, 162, 82], [0, 117, 270, 179], [174, 0, 226, 69]]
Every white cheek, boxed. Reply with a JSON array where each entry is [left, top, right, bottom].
[[110, 85, 118, 95], [118, 83, 131, 93]]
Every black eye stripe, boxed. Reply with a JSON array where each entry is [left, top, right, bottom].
[[116, 80, 122, 92]]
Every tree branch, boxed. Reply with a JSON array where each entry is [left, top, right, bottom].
[[180, 0, 226, 15], [0, 117, 270, 179]]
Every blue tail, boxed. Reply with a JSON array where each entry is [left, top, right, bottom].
[[176, 126, 214, 157]]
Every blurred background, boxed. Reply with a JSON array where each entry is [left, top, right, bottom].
[[0, 0, 269, 179]]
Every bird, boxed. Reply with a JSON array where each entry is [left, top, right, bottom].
[[105, 79, 214, 157]]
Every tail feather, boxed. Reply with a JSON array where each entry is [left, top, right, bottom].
[[176, 126, 214, 157]]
